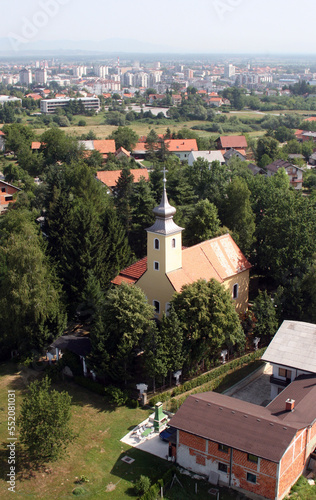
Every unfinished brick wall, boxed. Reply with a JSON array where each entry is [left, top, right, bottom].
[[278, 427, 314, 499]]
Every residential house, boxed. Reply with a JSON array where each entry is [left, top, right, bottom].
[[132, 138, 198, 162], [168, 374, 316, 500], [31, 141, 42, 151], [148, 94, 165, 105], [79, 139, 116, 160], [247, 163, 267, 176], [261, 320, 316, 400], [96, 168, 149, 193], [132, 142, 148, 160], [164, 139, 198, 161], [113, 180, 251, 319], [172, 94, 182, 106], [0, 180, 20, 210], [216, 136, 248, 153], [187, 150, 225, 166], [209, 97, 224, 107], [223, 148, 246, 163], [309, 152, 316, 166], [265, 160, 304, 189], [115, 147, 131, 160], [300, 131, 316, 143]]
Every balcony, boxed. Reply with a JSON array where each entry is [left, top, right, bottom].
[[270, 375, 291, 387]]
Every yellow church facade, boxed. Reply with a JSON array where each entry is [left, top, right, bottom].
[[113, 180, 251, 319]]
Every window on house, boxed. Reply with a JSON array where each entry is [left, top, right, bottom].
[[247, 472, 257, 484], [278, 368, 292, 379], [218, 462, 228, 473], [233, 283, 239, 299], [153, 300, 160, 314], [218, 444, 229, 453], [154, 261, 159, 271], [154, 238, 160, 250], [1, 187, 5, 192], [247, 454, 258, 464], [172, 238, 176, 248], [165, 303, 170, 315]]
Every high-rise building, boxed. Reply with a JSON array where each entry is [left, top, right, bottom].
[[135, 72, 149, 88], [35, 68, 47, 85], [224, 64, 235, 78], [94, 65, 108, 78], [19, 68, 32, 86]]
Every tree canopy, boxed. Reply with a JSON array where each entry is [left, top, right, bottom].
[[18, 376, 74, 464], [171, 279, 245, 371]]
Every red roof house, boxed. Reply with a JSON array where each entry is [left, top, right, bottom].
[[0, 180, 20, 210], [97, 168, 149, 191], [216, 136, 248, 152]]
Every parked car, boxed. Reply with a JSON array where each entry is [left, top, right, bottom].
[[159, 426, 176, 442]]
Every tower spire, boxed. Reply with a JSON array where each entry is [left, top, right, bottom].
[[147, 166, 183, 235]]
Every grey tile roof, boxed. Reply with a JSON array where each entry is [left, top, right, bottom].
[[261, 320, 316, 373]]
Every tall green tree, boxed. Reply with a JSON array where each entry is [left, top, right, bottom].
[[256, 136, 279, 164], [108, 126, 138, 150], [160, 306, 185, 385], [252, 291, 278, 344], [44, 162, 131, 312], [18, 377, 74, 464], [113, 165, 134, 232], [143, 323, 168, 392], [184, 199, 222, 246], [171, 279, 245, 371], [222, 177, 256, 256], [0, 209, 66, 354], [255, 190, 316, 284], [89, 283, 155, 384], [129, 177, 156, 257], [145, 129, 159, 159], [40, 128, 81, 166]]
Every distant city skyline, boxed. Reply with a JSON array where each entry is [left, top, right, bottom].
[[1, 0, 315, 55]]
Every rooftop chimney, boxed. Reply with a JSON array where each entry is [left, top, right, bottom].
[[285, 398, 295, 412]]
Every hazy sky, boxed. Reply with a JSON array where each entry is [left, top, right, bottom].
[[2, 0, 315, 53]]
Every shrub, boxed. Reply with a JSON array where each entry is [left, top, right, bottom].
[[106, 386, 129, 406], [72, 487, 86, 496], [135, 475, 151, 496]]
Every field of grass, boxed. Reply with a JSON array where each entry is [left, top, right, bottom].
[[0, 363, 242, 500]]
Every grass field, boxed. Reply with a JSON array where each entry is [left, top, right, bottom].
[[0, 363, 241, 500]]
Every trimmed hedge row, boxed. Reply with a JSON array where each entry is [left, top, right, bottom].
[[139, 468, 175, 500], [149, 349, 266, 407]]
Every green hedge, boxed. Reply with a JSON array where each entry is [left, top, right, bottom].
[[149, 349, 265, 407], [73, 376, 105, 396]]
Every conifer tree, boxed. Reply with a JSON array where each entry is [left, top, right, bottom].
[[129, 178, 156, 257]]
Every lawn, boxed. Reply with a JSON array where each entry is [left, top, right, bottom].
[[0, 363, 169, 499], [0, 363, 241, 500]]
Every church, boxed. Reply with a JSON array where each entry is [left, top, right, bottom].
[[113, 175, 251, 319]]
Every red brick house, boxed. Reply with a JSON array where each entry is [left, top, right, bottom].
[[0, 180, 20, 210], [169, 375, 316, 500]]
